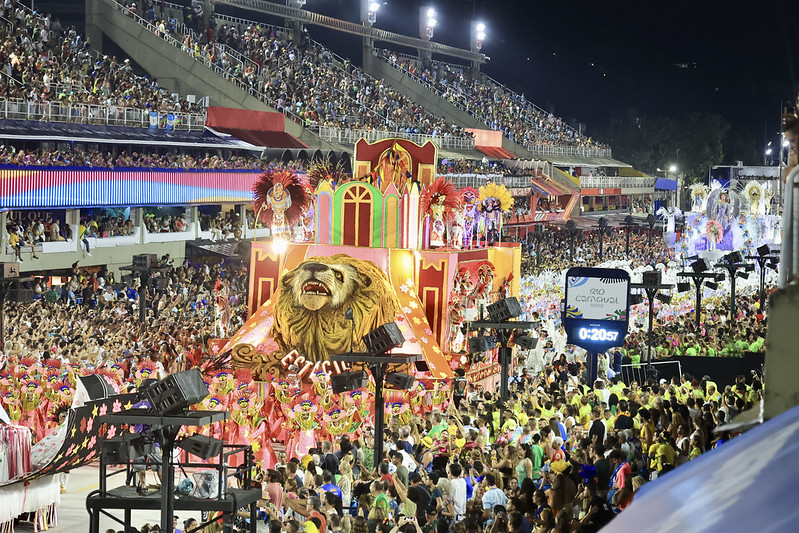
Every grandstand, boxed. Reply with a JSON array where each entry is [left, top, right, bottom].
[[0, 0, 660, 276]]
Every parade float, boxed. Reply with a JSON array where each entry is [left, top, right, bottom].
[[213, 138, 522, 462], [674, 180, 780, 261], [0, 138, 524, 471]]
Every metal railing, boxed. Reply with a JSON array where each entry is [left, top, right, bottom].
[[579, 176, 656, 189], [0, 97, 206, 130], [525, 143, 613, 158], [312, 126, 475, 151]]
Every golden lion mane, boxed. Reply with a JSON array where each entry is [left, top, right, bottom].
[[271, 254, 399, 363]]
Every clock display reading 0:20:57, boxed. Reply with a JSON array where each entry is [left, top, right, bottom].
[[577, 327, 619, 342]]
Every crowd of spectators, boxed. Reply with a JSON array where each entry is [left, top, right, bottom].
[[0, 0, 200, 117], [121, 0, 473, 139], [0, 146, 271, 169], [515, 226, 767, 371], [381, 51, 609, 152], [4, 258, 248, 373]]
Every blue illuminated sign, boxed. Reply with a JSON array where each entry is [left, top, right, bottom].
[[563, 267, 630, 352]]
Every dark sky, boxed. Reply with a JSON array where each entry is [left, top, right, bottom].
[[224, 0, 796, 147]]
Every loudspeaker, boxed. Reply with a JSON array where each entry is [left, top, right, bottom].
[[0, 262, 19, 278], [179, 435, 223, 459], [7, 288, 33, 302], [144, 369, 209, 415], [642, 271, 661, 287], [385, 372, 414, 390], [133, 254, 158, 270], [102, 436, 153, 463], [78, 374, 116, 401], [331, 370, 367, 394], [362, 322, 405, 355], [468, 336, 490, 353], [514, 335, 538, 350], [486, 297, 522, 322]]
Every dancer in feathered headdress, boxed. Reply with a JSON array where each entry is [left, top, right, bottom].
[[744, 182, 763, 215], [252, 169, 311, 241], [477, 183, 514, 246], [689, 183, 710, 213], [421, 177, 463, 248]]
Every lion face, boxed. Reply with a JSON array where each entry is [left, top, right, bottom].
[[270, 254, 400, 364], [286, 261, 360, 311]]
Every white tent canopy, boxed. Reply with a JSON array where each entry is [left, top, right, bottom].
[[602, 403, 799, 532]]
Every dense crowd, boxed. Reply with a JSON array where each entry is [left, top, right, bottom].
[[380, 51, 608, 152], [119, 0, 472, 139], [0, 0, 198, 115], [0, 146, 273, 169], [514, 226, 768, 376], [161, 366, 759, 533], [3, 258, 248, 372]]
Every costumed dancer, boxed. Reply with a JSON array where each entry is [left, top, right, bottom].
[[420, 177, 463, 248], [477, 183, 514, 246], [689, 184, 710, 213], [706, 187, 743, 251], [461, 187, 479, 249], [252, 169, 312, 242], [284, 398, 318, 459]]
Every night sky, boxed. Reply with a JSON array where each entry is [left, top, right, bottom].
[[235, 0, 797, 150]]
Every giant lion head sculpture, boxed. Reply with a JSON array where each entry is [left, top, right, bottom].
[[271, 254, 400, 363]]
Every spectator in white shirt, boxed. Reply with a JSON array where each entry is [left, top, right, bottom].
[[448, 463, 467, 518]]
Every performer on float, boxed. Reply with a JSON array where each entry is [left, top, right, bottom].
[[420, 177, 463, 248], [705, 187, 743, 251], [744, 182, 763, 216], [252, 169, 312, 241], [284, 398, 318, 459], [450, 209, 465, 250], [461, 187, 479, 249], [689, 184, 710, 212], [477, 183, 514, 246]]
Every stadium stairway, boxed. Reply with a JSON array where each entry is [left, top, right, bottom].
[[362, 53, 539, 161], [85, 0, 344, 152]]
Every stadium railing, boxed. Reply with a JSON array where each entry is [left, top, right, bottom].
[[579, 176, 657, 189], [311, 125, 475, 151], [0, 97, 206, 131]]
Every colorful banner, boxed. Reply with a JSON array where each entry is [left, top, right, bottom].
[[0, 167, 263, 208]]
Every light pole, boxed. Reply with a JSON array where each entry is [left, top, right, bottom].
[[468, 297, 537, 402], [746, 245, 780, 311], [631, 270, 673, 373], [566, 219, 578, 263], [715, 251, 754, 319], [360, 0, 380, 58], [621, 215, 637, 257], [676, 259, 723, 328], [418, 7, 437, 66], [470, 22, 486, 71], [646, 213, 656, 248], [332, 322, 421, 466], [594, 217, 610, 262]]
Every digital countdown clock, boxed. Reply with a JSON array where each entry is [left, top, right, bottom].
[[563, 267, 630, 353]]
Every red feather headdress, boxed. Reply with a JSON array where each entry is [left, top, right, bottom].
[[252, 169, 312, 227], [420, 177, 464, 217], [461, 187, 479, 204]]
